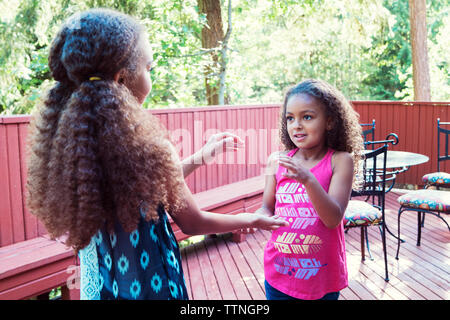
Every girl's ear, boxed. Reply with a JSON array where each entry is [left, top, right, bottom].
[[114, 69, 125, 84], [326, 117, 333, 131]]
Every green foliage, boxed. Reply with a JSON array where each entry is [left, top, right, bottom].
[[361, 0, 412, 100], [0, 0, 448, 114], [361, 0, 449, 100]]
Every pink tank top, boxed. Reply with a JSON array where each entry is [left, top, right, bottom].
[[264, 148, 348, 300]]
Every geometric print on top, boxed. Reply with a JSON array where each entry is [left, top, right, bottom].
[[80, 203, 188, 300], [264, 148, 349, 300]]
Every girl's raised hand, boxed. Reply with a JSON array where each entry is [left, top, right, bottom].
[[278, 155, 314, 184], [202, 132, 244, 164]]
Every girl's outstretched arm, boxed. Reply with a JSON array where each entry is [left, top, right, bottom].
[[168, 140, 287, 235], [170, 181, 288, 236]]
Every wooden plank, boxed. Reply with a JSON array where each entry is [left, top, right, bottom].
[[236, 240, 265, 293], [0, 267, 72, 300], [226, 108, 237, 184], [245, 234, 265, 270], [212, 235, 252, 299], [340, 286, 360, 300], [194, 240, 222, 299], [203, 236, 237, 299], [6, 124, 25, 244], [197, 112, 207, 192], [236, 108, 245, 182], [184, 111, 195, 191], [18, 124, 39, 240], [420, 104, 434, 177], [184, 242, 207, 299], [0, 124, 13, 247], [396, 104, 408, 184], [0, 238, 73, 280], [411, 104, 421, 184], [192, 111, 202, 193], [192, 175, 264, 211], [225, 240, 265, 300], [0, 237, 49, 258], [180, 246, 191, 297], [0, 257, 74, 292]]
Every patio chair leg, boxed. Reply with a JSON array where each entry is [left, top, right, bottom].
[[382, 222, 389, 282], [396, 208, 403, 260], [417, 212, 422, 246], [366, 227, 373, 260], [360, 227, 365, 261]]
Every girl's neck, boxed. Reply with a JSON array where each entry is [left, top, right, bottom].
[[294, 144, 329, 162]]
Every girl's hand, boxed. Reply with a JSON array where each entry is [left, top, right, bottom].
[[278, 155, 314, 184], [240, 213, 288, 233], [202, 132, 244, 164], [181, 132, 244, 178]]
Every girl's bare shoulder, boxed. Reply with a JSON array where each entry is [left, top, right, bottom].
[[331, 150, 353, 171]]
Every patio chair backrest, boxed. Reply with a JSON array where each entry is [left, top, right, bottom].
[[352, 133, 399, 209], [352, 144, 388, 209], [437, 118, 450, 172], [361, 119, 376, 150]]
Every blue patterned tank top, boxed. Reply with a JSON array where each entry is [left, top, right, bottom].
[[79, 204, 188, 300]]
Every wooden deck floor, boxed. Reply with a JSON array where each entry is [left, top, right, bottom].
[[180, 190, 449, 300]]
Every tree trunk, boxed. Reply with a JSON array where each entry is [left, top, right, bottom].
[[218, 0, 232, 105], [198, 0, 224, 105], [409, 0, 431, 101]]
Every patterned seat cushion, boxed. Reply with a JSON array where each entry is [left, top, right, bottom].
[[422, 172, 450, 186], [344, 200, 382, 228], [398, 189, 450, 213]]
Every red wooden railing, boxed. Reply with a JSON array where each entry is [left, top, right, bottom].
[[1, 101, 449, 247], [353, 101, 450, 186]]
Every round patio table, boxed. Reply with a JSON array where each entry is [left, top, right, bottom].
[[364, 150, 429, 170]]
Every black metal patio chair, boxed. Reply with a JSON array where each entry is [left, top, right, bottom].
[[396, 119, 450, 260], [344, 133, 398, 282], [360, 120, 396, 193]]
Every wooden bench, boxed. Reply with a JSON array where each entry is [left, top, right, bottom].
[[0, 235, 76, 300], [0, 175, 265, 300]]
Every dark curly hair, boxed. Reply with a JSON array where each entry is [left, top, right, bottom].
[[26, 9, 185, 252], [279, 79, 364, 188]]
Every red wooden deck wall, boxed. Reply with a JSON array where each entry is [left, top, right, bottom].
[[1, 101, 449, 247], [354, 101, 450, 185]]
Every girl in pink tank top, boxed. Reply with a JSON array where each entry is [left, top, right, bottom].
[[257, 79, 364, 300]]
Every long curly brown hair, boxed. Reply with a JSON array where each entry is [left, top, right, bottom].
[[26, 9, 185, 252], [279, 79, 364, 189]]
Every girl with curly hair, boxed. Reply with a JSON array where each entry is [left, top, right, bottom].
[[254, 79, 364, 300], [26, 8, 287, 300]]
